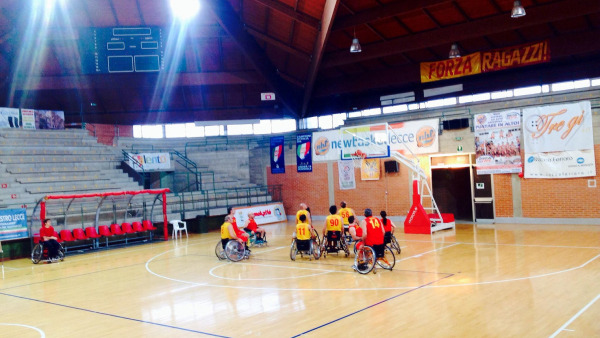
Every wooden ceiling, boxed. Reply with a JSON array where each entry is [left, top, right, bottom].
[[0, 0, 599, 124]]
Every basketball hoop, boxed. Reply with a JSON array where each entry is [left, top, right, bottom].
[[350, 150, 367, 168]]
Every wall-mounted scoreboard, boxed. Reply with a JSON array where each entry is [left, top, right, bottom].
[[80, 27, 164, 74]]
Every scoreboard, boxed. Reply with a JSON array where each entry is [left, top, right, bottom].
[[80, 27, 164, 74]]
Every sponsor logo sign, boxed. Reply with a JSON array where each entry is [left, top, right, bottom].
[[474, 110, 522, 174], [0, 208, 28, 241], [233, 203, 286, 225], [296, 133, 312, 172], [128, 152, 171, 171]]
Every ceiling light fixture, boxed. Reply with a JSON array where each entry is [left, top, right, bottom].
[[170, 0, 201, 21], [350, 28, 361, 53], [449, 43, 461, 59], [511, 0, 526, 18]]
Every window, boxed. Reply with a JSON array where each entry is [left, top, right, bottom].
[[424, 97, 456, 109], [204, 125, 224, 137], [332, 113, 346, 128], [513, 85, 541, 97], [491, 90, 513, 100], [186, 123, 204, 138], [305, 117, 318, 129], [271, 119, 296, 133], [348, 111, 361, 118], [165, 124, 186, 138], [227, 124, 253, 136], [318, 115, 333, 130], [253, 120, 271, 135], [133, 125, 142, 138], [141, 125, 163, 138], [383, 104, 408, 114], [361, 108, 381, 116]]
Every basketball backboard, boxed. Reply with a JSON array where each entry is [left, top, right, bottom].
[[340, 123, 390, 160]]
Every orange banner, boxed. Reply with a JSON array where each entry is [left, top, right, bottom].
[[481, 40, 550, 72], [420, 53, 481, 83]]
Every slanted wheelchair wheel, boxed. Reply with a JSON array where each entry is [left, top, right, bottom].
[[377, 246, 396, 271], [225, 240, 246, 262], [391, 235, 401, 255], [311, 239, 320, 260], [57, 245, 65, 261], [215, 241, 226, 260], [342, 240, 350, 257], [31, 243, 43, 264], [290, 240, 297, 261], [311, 228, 321, 247], [354, 246, 375, 274]]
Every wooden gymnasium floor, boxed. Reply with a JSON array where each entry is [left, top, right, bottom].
[[1, 220, 600, 337]]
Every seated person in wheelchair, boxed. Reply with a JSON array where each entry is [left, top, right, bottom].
[[322, 205, 344, 247], [360, 209, 388, 265], [348, 216, 363, 246], [294, 214, 313, 251], [221, 215, 248, 250], [379, 210, 396, 244], [40, 218, 61, 262], [243, 212, 265, 241]]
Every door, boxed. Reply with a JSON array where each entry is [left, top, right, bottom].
[[431, 167, 473, 221], [473, 171, 494, 221]]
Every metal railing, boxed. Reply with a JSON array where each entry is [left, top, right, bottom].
[[121, 150, 146, 188]]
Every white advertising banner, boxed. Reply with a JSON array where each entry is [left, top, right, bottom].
[[523, 101, 593, 153], [474, 110, 522, 174], [0, 107, 21, 129], [233, 203, 286, 226], [21, 109, 36, 130], [312, 118, 439, 162], [128, 153, 171, 171], [338, 160, 356, 190], [523, 101, 595, 178], [524, 150, 596, 178]]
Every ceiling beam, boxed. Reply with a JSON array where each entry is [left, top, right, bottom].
[[322, 0, 600, 69], [301, 0, 340, 117], [246, 27, 311, 60], [332, 0, 451, 31], [250, 0, 320, 29], [315, 27, 600, 97], [206, 0, 301, 117], [10, 71, 264, 90]]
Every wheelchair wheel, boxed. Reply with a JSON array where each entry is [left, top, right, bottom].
[[57, 245, 65, 261], [215, 241, 226, 260], [225, 240, 247, 262], [31, 243, 43, 264], [311, 239, 320, 260], [319, 240, 327, 258], [311, 228, 320, 246], [341, 239, 350, 257], [391, 234, 401, 254], [377, 246, 396, 271], [354, 246, 375, 274], [290, 240, 297, 261]]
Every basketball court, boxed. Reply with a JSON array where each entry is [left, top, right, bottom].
[[1, 220, 600, 337]]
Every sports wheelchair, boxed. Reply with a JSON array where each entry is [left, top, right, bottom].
[[31, 241, 65, 264], [385, 232, 401, 254], [320, 231, 349, 258], [215, 239, 250, 262], [353, 240, 395, 274], [244, 229, 268, 248], [290, 237, 320, 261]]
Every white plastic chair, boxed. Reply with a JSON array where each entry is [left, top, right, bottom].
[[170, 220, 188, 240]]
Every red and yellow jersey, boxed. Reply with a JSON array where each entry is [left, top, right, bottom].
[[296, 222, 312, 240], [365, 216, 384, 246], [325, 214, 343, 232], [338, 207, 354, 225], [221, 222, 232, 239], [296, 209, 309, 224]]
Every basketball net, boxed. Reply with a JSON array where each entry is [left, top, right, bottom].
[[349, 150, 367, 168]]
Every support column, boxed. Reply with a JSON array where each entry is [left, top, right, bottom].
[[327, 161, 335, 206]]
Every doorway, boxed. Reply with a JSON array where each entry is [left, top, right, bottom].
[[431, 167, 473, 221]]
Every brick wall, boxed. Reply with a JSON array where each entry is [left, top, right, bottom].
[[493, 174, 514, 217], [86, 124, 133, 146], [520, 144, 600, 218]]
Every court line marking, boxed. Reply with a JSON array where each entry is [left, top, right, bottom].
[[0, 323, 45, 337], [291, 273, 456, 337], [209, 262, 354, 281], [0, 292, 230, 338], [251, 246, 287, 254], [399, 239, 600, 250], [549, 293, 600, 338]]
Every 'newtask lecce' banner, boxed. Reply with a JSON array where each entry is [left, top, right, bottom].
[[0, 208, 28, 241], [523, 101, 596, 178], [312, 118, 439, 162]]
